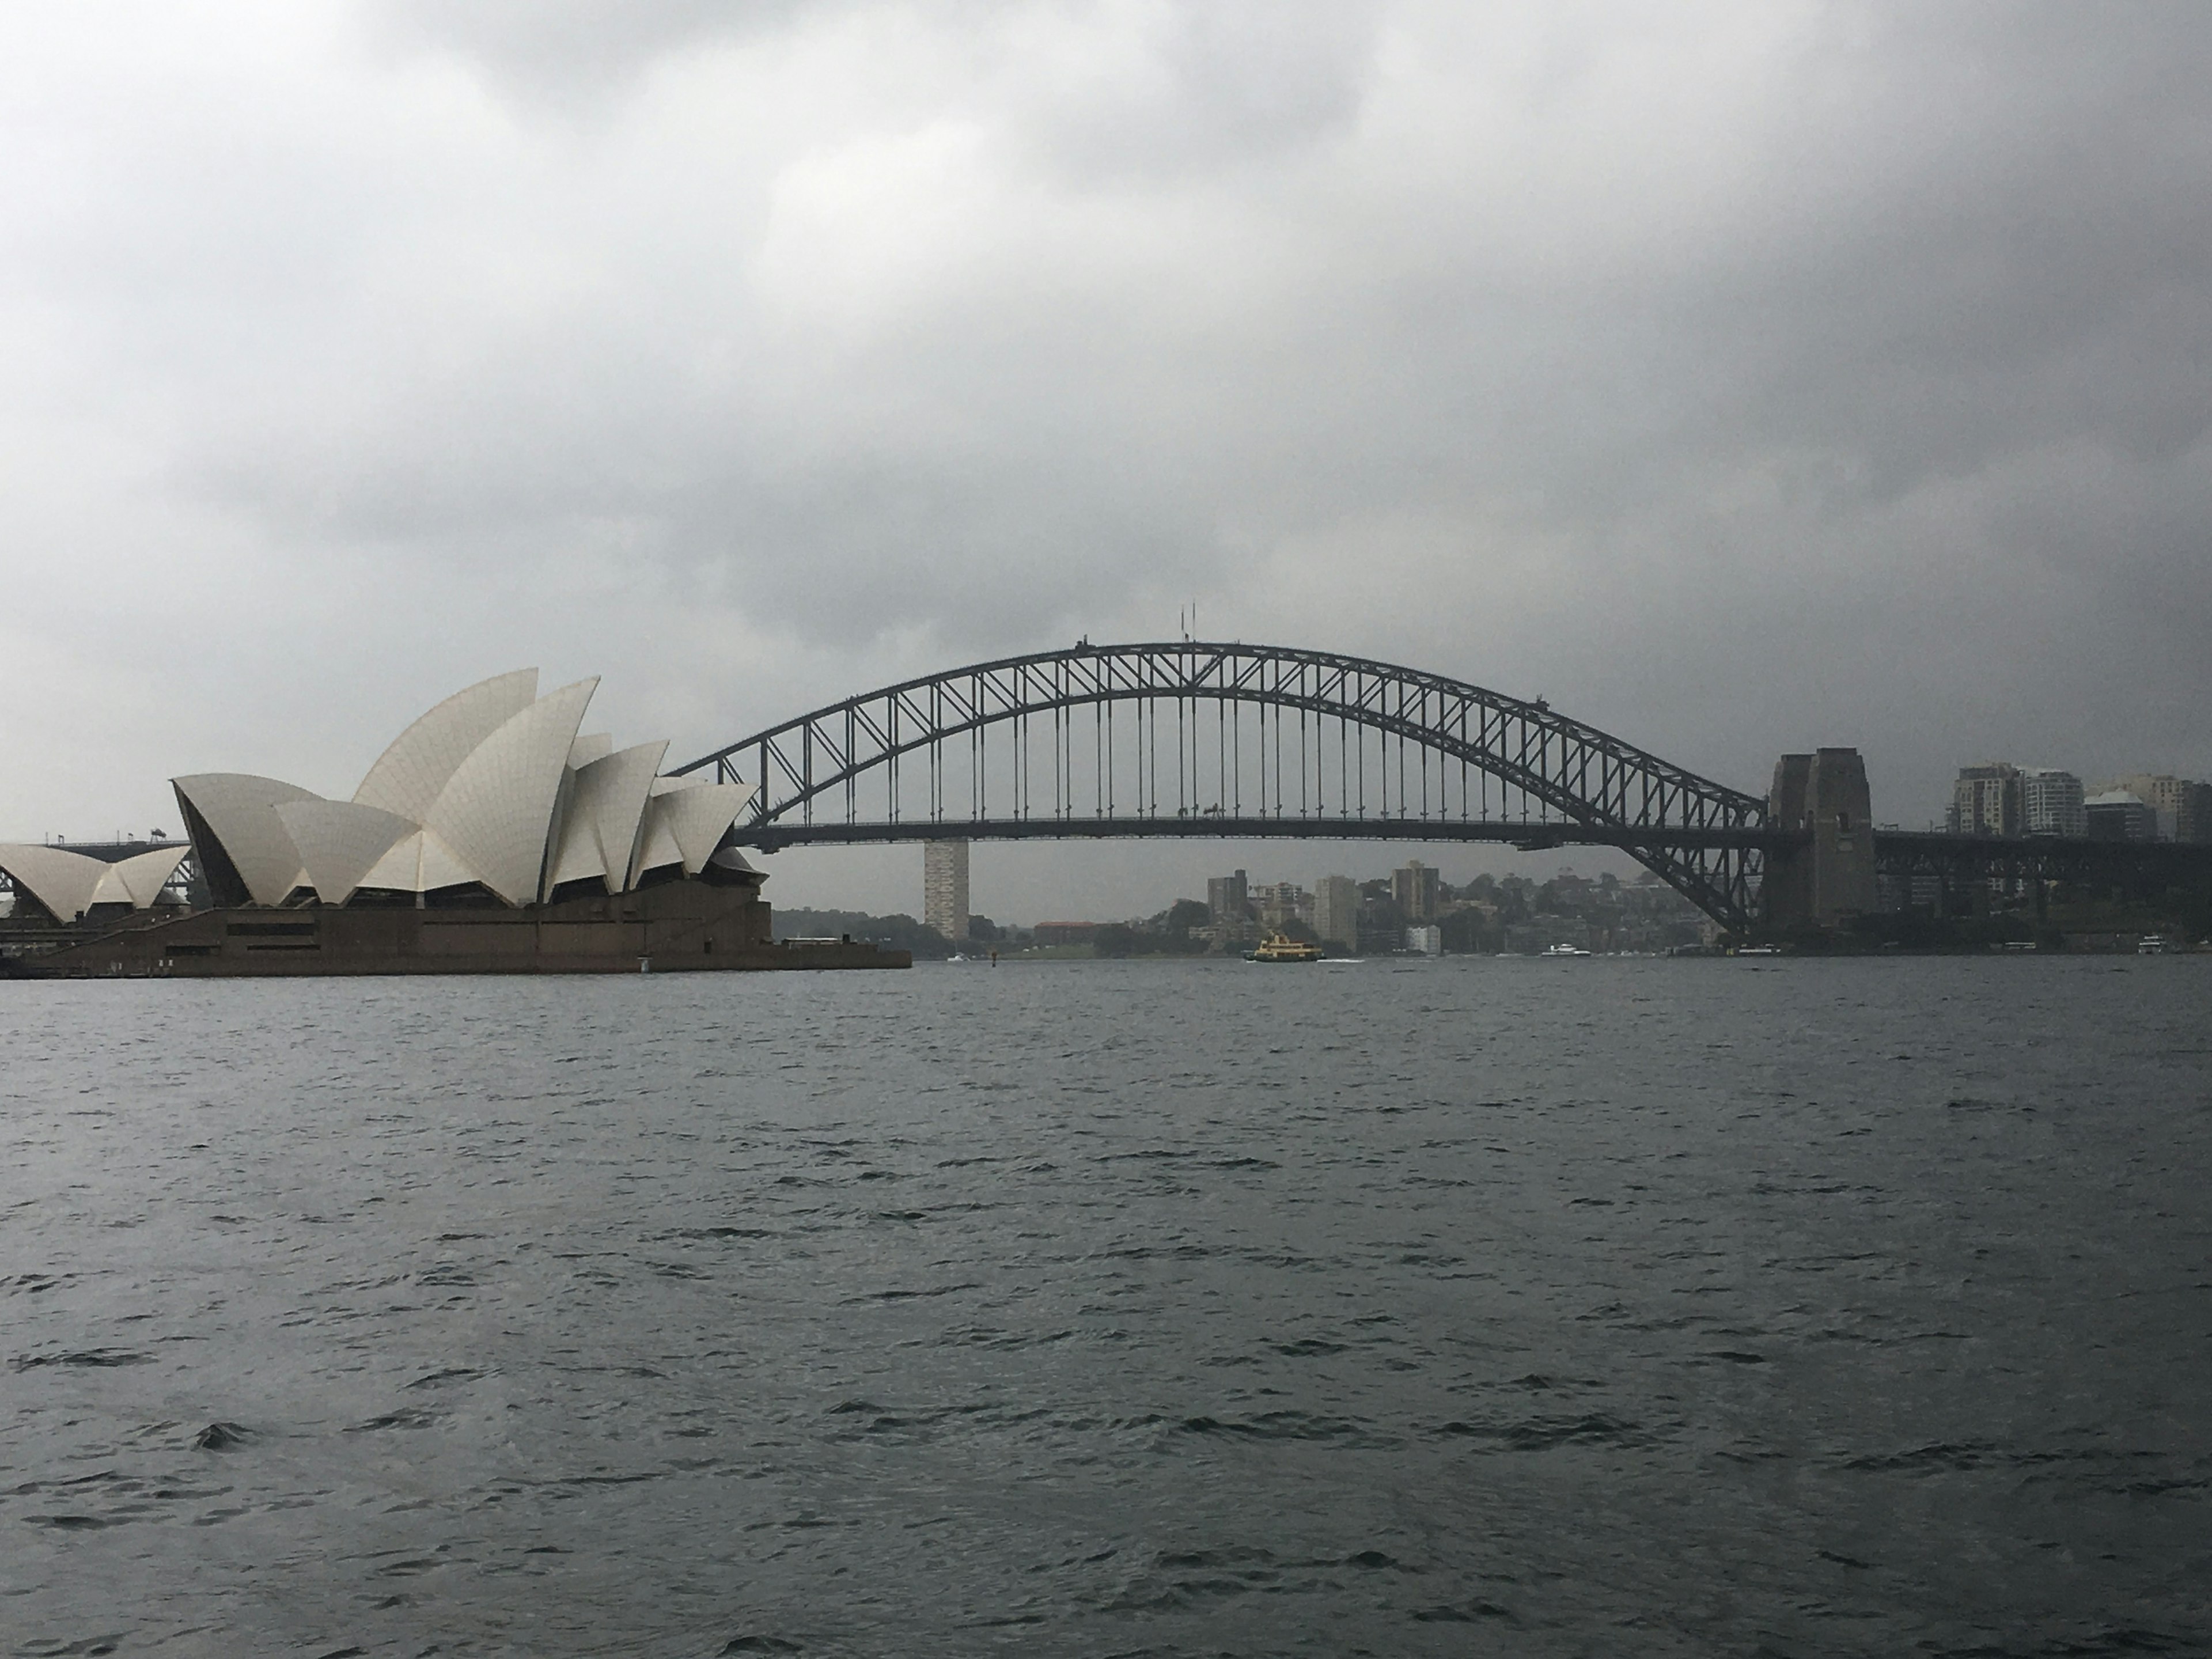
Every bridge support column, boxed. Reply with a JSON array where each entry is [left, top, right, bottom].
[[1764, 749, 1879, 933]]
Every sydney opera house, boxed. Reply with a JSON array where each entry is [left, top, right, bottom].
[[2, 671, 903, 976]]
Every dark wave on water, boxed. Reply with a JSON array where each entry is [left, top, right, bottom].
[[3, 957, 2208, 1656]]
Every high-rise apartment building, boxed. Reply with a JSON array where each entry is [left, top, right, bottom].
[[2020, 768, 2087, 838], [1251, 881, 1312, 931], [2187, 782, 2212, 844], [922, 840, 969, 942], [1205, 868, 1254, 947], [1391, 859, 1441, 923], [1312, 876, 1357, 949], [1948, 763, 2021, 836], [1206, 869, 1249, 925], [2109, 774, 2212, 842]]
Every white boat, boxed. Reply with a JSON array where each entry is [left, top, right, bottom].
[[1540, 943, 1590, 957]]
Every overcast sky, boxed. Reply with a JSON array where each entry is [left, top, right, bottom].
[[3, 2, 2208, 920]]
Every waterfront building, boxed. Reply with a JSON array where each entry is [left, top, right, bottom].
[[1948, 763, 2021, 836], [1404, 925, 1442, 956], [1313, 874, 1358, 950], [923, 839, 970, 941], [3, 669, 918, 978], [1356, 907, 1405, 957], [2188, 782, 2212, 844], [1392, 859, 1441, 923], [2020, 768, 2088, 838], [172, 669, 753, 909], [2108, 775, 2211, 843], [1206, 867, 1256, 948], [1206, 869, 1249, 925], [1252, 880, 1312, 932], [2085, 790, 2153, 843], [2185, 782, 2212, 844]]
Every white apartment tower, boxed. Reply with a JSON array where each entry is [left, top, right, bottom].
[[922, 840, 969, 942], [2020, 768, 2088, 838], [1948, 763, 2021, 836]]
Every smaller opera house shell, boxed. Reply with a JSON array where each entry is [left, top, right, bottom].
[[16, 671, 906, 977], [0, 841, 190, 925]]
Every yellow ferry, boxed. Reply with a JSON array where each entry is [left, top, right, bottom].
[[1247, 931, 1323, 964]]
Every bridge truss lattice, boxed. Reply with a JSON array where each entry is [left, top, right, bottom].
[[676, 642, 1773, 931]]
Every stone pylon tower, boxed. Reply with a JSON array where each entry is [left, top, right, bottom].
[[1764, 749, 1878, 931], [923, 839, 969, 943]]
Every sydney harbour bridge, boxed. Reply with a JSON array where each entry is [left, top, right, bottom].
[[672, 640, 2210, 935]]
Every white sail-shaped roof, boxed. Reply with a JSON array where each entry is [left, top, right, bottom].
[[173, 774, 319, 906], [111, 844, 191, 906], [0, 844, 108, 921], [353, 669, 538, 824], [627, 798, 685, 888], [274, 800, 421, 907], [0, 843, 191, 919], [543, 740, 667, 897], [357, 827, 479, 895], [629, 778, 755, 884], [153, 668, 755, 915], [420, 677, 598, 906], [662, 781, 755, 873]]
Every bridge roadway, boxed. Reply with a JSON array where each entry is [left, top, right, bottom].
[[730, 813, 1787, 855], [736, 815, 2212, 877]]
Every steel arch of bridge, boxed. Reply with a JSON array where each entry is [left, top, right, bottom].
[[675, 641, 1775, 930]]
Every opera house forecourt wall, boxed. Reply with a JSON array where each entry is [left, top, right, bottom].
[[5, 671, 907, 978]]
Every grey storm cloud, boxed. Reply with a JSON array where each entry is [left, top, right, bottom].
[[2, 1, 2209, 913]]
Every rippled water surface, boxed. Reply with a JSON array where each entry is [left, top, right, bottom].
[[3, 957, 2209, 1657]]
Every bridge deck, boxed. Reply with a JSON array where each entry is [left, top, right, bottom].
[[734, 815, 1790, 854]]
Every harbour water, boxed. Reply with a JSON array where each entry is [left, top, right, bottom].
[[3, 957, 2207, 1656]]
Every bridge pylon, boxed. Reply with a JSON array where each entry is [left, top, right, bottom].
[[1763, 749, 1877, 932]]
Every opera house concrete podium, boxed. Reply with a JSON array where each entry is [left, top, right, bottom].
[[3, 671, 904, 978]]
